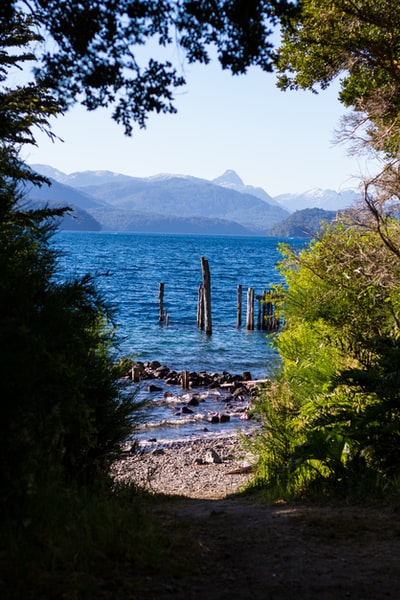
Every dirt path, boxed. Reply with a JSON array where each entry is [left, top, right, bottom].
[[114, 437, 400, 599], [145, 495, 400, 600]]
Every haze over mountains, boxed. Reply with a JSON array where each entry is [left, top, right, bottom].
[[28, 164, 360, 236]]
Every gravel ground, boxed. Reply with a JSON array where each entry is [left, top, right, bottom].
[[112, 434, 257, 498]]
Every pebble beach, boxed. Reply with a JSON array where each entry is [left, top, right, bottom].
[[112, 434, 258, 499]]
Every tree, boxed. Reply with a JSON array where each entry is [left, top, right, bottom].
[[1, 0, 295, 134], [277, 0, 400, 148], [276, 0, 400, 246], [0, 13, 137, 512]]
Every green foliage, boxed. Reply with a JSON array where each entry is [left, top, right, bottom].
[[0, 11, 138, 514], [276, 0, 400, 163], [252, 220, 400, 499], [0, 12, 60, 187], [1, 1, 296, 134], [0, 184, 139, 507]]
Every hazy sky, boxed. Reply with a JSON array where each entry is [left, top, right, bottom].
[[24, 57, 378, 197]]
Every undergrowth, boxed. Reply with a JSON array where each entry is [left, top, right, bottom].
[[0, 482, 191, 599]]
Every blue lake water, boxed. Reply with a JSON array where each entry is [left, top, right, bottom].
[[53, 232, 304, 443]]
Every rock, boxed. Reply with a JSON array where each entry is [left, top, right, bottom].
[[219, 414, 230, 423], [232, 386, 248, 398], [149, 360, 161, 370], [153, 365, 170, 378], [148, 384, 163, 392], [187, 396, 200, 406], [178, 406, 194, 415], [204, 449, 223, 464], [208, 415, 220, 424]]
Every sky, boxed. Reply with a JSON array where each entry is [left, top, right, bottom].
[[24, 55, 378, 198]]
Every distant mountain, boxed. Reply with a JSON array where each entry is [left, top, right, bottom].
[[29, 164, 361, 235], [87, 207, 256, 235], [270, 208, 338, 238], [26, 198, 102, 231], [77, 174, 288, 231], [30, 164, 134, 187], [275, 188, 359, 212], [26, 170, 260, 234], [25, 178, 103, 231], [212, 169, 280, 206], [55, 206, 102, 231], [25, 177, 107, 209], [29, 166, 289, 233]]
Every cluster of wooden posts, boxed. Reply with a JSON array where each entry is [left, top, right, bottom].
[[240, 286, 280, 333], [158, 256, 280, 335]]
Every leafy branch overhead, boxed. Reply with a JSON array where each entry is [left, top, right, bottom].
[[277, 0, 400, 160], [1, 0, 296, 134]]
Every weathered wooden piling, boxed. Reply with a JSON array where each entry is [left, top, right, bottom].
[[246, 287, 254, 330], [181, 370, 189, 390], [257, 290, 280, 331], [132, 365, 141, 382], [197, 283, 205, 330], [263, 290, 272, 330], [158, 282, 165, 323], [237, 284, 242, 328], [200, 256, 212, 335], [256, 294, 262, 330]]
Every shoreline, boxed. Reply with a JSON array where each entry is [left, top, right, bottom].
[[112, 433, 258, 499], [126, 360, 269, 446]]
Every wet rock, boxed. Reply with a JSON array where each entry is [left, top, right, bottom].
[[187, 396, 200, 407], [208, 415, 220, 424], [149, 360, 161, 370], [154, 365, 170, 378], [232, 386, 249, 399], [148, 384, 163, 392], [219, 414, 230, 423], [208, 413, 231, 424], [175, 406, 194, 415]]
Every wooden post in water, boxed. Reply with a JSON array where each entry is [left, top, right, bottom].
[[256, 294, 262, 330], [197, 283, 205, 330], [264, 290, 272, 330], [200, 256, 212, 336], [237, 284, 242, 328], [181, 370, 189, 390], [246, 287, 254, 331], [132, 365, 141, 382], [158, 282, 165, 323]]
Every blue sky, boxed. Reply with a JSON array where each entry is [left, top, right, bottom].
[[24, 57, 377, 197]]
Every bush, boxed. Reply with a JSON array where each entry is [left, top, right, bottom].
[[251, 221, 400, 500], [0, 189, 137, 513]]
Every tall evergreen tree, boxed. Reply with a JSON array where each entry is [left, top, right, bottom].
[[0, 13, 136, 512]]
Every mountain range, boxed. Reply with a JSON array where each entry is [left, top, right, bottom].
[[27, 164, 360, 235]]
